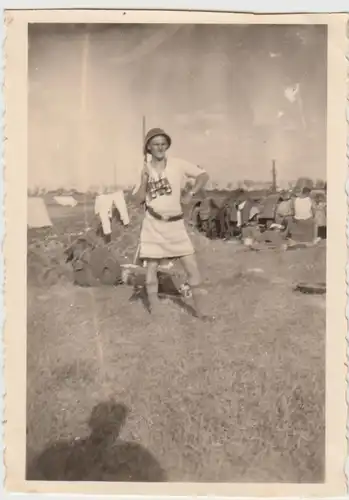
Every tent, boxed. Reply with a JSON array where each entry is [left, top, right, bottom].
[[27, 197, 52, 228], [53, 195, 78, 207]]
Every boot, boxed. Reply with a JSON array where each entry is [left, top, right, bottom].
[[191, 286, 216, 321], [104, 233, 112, 244]]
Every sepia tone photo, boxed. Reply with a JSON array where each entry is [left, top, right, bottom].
[[3, 9, 347, 497]]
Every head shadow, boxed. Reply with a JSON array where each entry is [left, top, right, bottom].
[[26, 399, 166, 482]]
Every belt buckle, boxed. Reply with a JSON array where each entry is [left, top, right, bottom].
[[163, 215, 170, 221]]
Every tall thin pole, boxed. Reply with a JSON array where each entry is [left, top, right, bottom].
[[142, 115, 146, 142], [142, 115, 146, 163], [78, 29, 89, 191], [271, 159, 277, 193], [80, 31, 89, 117], [133, 115, 147, 266]]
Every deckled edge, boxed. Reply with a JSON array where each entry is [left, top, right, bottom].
[[0, 12, 345, 497], [344, 11, 349, 494], [1, 8, 11, 492], [1, 8, 4, 492]]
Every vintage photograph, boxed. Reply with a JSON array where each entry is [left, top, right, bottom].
[[24, 21, 330, 485]]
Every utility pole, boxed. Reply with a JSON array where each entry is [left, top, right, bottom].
[[271, 159, 277, 193], [133, 114, 147, 266], [78, 27, 89, 192], [142, 115, 146, 142]]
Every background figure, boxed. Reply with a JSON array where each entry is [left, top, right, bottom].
[[198, 193, 211, 235], [289, 187, 316, 243], [235, 190, 253, 228], [206, 199, 221, 239], [222, 195, 239, 239], [275, 190, 294, 228], [313, 192, 327, 240], [94, 189, 130, 243]]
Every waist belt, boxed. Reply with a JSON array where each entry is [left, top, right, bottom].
[[146, 205, 183, 222]]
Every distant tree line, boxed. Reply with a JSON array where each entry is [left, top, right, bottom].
[[28, 176, 327, 198]]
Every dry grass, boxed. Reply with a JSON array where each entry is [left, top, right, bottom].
[[26, 202, 326, 483]]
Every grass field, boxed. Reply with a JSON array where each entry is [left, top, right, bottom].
[[26, 201, 326, 483]]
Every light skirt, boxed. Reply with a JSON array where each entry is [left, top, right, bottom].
[[140, 212, 194, 259]]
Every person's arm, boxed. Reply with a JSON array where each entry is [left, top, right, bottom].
[[181, 160, 209, 204], [310, 198, 316, 218], [189, 171, 209, 195]]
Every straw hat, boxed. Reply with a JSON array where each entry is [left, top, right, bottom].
[[143, 128, 172, 155]]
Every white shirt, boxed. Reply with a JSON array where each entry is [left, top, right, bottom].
[[294, 197, 313, 220], [145, 157, 205, 217]]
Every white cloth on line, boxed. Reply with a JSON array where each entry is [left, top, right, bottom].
[[236, 201, 246, 228], [94, 191, 130, 235]]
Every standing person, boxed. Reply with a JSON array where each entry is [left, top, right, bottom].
[[275, 191, 294, 228], [313, 192, 327, 240], [222, 193, 239, 239], [198, 192, 211, 235], [206, 198, 221, 239], [133, 127, 212, 320], [293, 187, 315, 220], [289, 187, 316, 243], [234, 190, 259, 243]]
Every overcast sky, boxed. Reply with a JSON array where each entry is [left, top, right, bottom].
[[28, 23, 327, 190]]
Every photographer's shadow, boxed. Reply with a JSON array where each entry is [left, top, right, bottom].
[[27, 401, 166, 482]]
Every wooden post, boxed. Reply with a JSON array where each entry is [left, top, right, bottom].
[[133, 115, 147, 265], [78, 28, 89, 192], [142, 115, 147, 163], [80, 31, 89, 117], [142, 115, 146, 143], [271, 159, 277, 193]]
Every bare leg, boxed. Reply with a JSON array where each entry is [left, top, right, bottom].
[[313, 221, 320, 243], [179, 254, 215, 320], [145, 259, 160, 314]]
